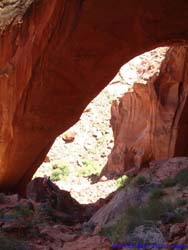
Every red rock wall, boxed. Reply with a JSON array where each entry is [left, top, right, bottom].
[[1, 1, 188, 193], [102, 47, 188, 177]]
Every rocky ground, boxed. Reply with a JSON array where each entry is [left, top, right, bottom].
[[1, 157, 188, 249], [34, 46, 169, 204]]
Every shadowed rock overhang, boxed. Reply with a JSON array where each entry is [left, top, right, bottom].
[[1, 0, 188, 193]]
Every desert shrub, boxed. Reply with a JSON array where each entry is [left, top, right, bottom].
[[101, 215, 129, 244], [149, 187, 166, 200], [77, 158, 101, 177], [101, 199, 175, 243], [14, 204, 33, 217], [162, 177, 177, 187], [174, 168, 188, 186], [139, 200, 174, 221], [175, 198, 187, 207], [51, 168, 62, 181], [51, 161, 70, 181], [124, 200, 174, 232], [4, 204, 33, 220], [115, 175, 128, 189], [135, 176, 148, 186], [0, 234, 30, 250]]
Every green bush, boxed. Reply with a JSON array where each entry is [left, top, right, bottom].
[[77, 158, 101, 177], [115, 175, 128, 189], [123, 200, 172, 233], [101, 214, 129, 243], [161, 169, 188, 188], [149, 187, 166, 200], [175, 198, 187, 207], [138, 200, 174, 222], [135, 176, 148, 186], [5, 204, 33, 220], [51, 168, 62, 181], [174, 168, 188, 186], [51, 162, 70, 181], [15, 205, 33, 217], [101, 199, 175, 243], [162, 177, 177, 187]]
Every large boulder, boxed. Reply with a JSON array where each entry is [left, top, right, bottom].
[[26, 177, 86, 223], [102, 47, 188, 176], [125, 224, 165, 246], [88, 182, 158, 229], [1, 1, 188, 193]]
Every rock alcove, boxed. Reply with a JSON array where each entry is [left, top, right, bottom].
[[1, 0, 188, 195]]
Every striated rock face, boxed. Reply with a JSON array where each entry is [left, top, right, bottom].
[[1, 1, 188, 193], [102, 47, 188, 177]]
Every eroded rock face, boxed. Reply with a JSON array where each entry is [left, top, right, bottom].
[[102, 47, 188, 176], [1, 1, 188, 193]]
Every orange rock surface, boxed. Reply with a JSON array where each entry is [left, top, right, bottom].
[[102, 47, 188, 176], [1, 1, 188, 193]]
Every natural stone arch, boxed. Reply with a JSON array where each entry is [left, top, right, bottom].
[[1, 0, 188, 194]]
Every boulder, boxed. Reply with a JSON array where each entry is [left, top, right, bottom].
[[26, 177, 86, 224], [89, 183, 157, 228], [125, 224, 165, 246], [62, 130, 77, 143]]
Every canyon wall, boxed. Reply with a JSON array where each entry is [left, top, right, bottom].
[[102, 47, 188, 177], [1, 1, 188, 193]]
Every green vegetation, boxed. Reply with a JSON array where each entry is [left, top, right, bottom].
[[125, 200, 174, 232], [149, 187, 166, 200], [175, 198, 187, 207], [135, 175, 148, 186], [4, 204, 33, 220], [102, 173, 188, 244], [174, 168, 188, 186], [51, 161, 70, 181], [115, 175, 128, 189], [161, 168, 188, 188], [77, 158, 101, 177], [0, 234, 30, 250], [162, 177, 177, 187], [101, 199, 182, 243]]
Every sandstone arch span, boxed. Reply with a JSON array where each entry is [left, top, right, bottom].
[[1, 0, 188, 194]]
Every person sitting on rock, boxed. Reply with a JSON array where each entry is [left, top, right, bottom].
[[43, 175, 53, 194]]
